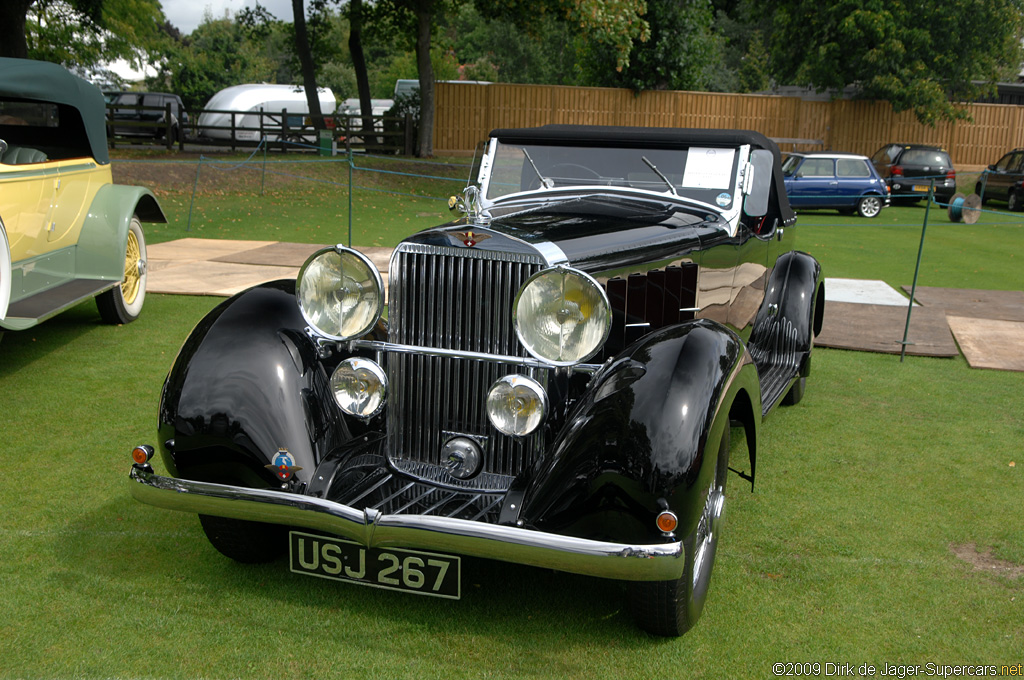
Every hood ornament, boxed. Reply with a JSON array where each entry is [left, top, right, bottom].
[[448, 185, 491, 226]]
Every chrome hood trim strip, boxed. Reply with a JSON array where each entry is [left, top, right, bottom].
[[129, 466, 683, 582]]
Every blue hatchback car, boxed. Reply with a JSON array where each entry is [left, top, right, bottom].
[[782, 152, 890, 218]]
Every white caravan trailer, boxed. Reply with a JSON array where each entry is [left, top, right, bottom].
[[197, 84, 336, 142]]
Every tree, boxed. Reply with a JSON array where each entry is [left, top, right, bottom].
[[441, 5, 578, 85], [477, 0, 650, 72], [4, 0, 168, 80], [373, 0, 649, 156], [1, 0, 102, 60], [770, 0, 1024, 124], [158, 16, 276, 109], [736, 30, 771, 93], [291, 0, 326, 129], [347, 0, 376, 134], [577, 0, 716, 91]]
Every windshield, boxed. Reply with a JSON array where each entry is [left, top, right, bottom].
[[781, 155, 801, 176], [484, 140, 741, 209], [900, 149, 951, 166]]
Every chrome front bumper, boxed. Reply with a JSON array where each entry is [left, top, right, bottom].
[[129, 464, 684, 582]]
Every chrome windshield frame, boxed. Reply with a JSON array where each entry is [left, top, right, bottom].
[[473, 138, 752, 237]]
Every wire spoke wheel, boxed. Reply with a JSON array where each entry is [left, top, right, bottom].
[[121, 228, 142, 305], [97, 216, 147, 324]]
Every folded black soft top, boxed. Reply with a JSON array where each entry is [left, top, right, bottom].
[[490, 125, 779, 155]]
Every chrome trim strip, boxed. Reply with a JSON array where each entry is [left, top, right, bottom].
[[129, 466, 684, 581], [349, 339, 600, 374]]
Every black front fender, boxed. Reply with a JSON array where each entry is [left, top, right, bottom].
[[158, 281, 379, 490], [519, 319, 760, 545]]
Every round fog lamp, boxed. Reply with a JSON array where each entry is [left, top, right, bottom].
[[331, 358, 387, 418], [486, 375, 547, 437], [297, 246, 383, 340], [514, 266, 611, 366]]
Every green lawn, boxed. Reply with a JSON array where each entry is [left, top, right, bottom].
[[0, 154, 1021, 678]]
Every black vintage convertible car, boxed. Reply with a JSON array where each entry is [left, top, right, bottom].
[[129, 125, 824, 636]]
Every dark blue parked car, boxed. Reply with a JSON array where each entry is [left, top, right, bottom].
[[782, 152, 890, 217]]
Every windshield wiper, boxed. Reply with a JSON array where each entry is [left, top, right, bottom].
[[642, 156, 678, 196], [523, 149, 554, 189]]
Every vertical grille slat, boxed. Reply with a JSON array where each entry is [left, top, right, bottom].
[[387, 244, 546, 478]]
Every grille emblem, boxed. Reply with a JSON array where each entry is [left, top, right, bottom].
[[453, 231, 491, 247], [265, 448, 302, 480]]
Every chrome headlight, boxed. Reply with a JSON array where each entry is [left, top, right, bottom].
[[486, 375, 547, 437], [297, 246, 383, 340], [513, 266, 611, 366], [330, 358, 387, 418]]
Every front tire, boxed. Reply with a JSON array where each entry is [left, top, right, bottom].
[[856, 195, 882, 218], [630, 428, 729, 637], [96, 216, 146, 324], [1009, 190, 1022, 212], [199, 515, 287, 563], [975, 183, 988, 205]]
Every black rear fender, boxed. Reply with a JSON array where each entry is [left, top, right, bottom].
[[750, 251, 824, 383], [757, 250, 823, 348]]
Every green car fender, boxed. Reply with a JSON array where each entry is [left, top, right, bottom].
[[76, 183, 166, 281], [0, 215, 10, 320]]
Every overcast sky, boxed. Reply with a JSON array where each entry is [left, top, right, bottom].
[[163, 0, 297, 34]]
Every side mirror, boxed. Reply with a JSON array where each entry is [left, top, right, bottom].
[[743, 149, 773, 217]]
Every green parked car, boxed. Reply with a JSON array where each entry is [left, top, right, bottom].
[[0, 58, 166, 334]]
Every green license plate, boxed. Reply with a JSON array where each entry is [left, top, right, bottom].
[[289, 531, 461, 599]]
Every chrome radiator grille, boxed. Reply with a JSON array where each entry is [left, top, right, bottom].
[[386, 243, 546, 477]]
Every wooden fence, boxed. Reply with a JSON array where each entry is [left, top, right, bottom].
[[106, 104, 413, 154], [434, 82, 1024, 167]]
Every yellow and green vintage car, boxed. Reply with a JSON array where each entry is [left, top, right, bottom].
[[0, 58, 166, 333]]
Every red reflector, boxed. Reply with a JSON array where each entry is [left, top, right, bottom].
[[891, 165, 903, 176], [132, 446, 152, 465], [656, 511, 678, 533]]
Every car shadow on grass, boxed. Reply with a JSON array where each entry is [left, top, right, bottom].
[[0, 302, 104, 378], [52, 496, 683, 649]]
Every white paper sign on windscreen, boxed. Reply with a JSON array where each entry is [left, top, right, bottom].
[[682, 147, 735, 189]]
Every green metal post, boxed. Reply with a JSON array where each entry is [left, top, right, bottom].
[[187, 156, 203, 232], [348, 148, 354, 247], [261, 136, 267, 196], [900, 179, 933, 362]]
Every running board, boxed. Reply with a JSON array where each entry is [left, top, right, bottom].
[[3, 279, 115, 328]]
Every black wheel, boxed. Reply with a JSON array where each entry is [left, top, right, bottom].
[[856, 195, 882, 218], [781, 375, 806, 405], [198, 514, 287, 563], [1009, 190, 1022, 212], [96, 216, 146, 324], [975, 183, 988, 205], [630, 428, 729, 637]]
